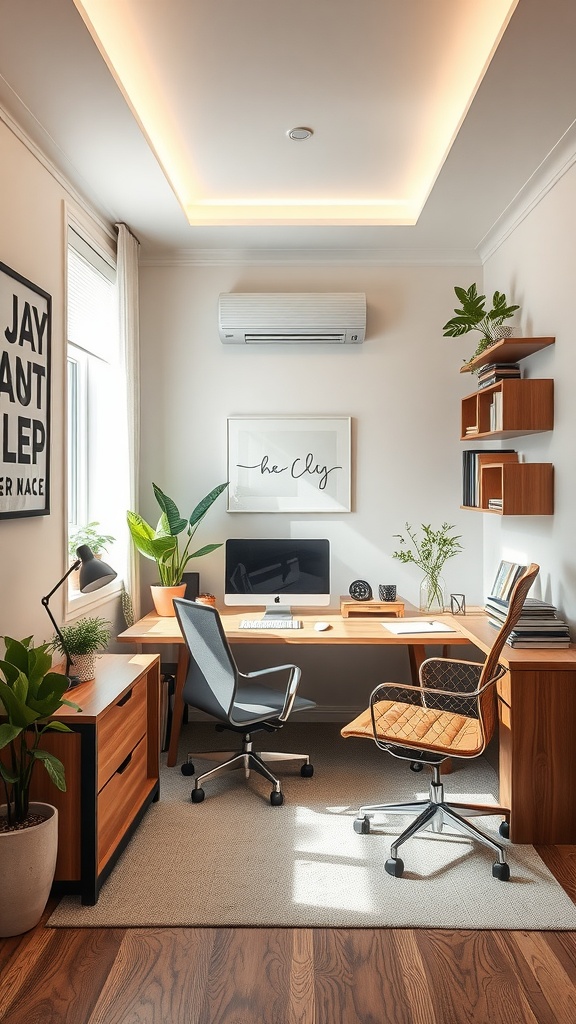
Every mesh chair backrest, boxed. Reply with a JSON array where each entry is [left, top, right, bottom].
[[479, 562, 539, 688], [474, 562, 539, 743], [173, 599, 238, 720]]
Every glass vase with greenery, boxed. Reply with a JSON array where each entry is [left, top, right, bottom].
[[392, 522, 463, 613]]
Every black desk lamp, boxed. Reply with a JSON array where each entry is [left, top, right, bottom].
[[41, 544, 117, 687]]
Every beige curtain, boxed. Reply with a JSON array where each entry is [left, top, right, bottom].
[[116, 223, 141, 620]]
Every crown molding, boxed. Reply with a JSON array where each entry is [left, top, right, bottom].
[[478, 118, 576, 262], [0, 99, 116, 244], [139, 247, 482, 268]]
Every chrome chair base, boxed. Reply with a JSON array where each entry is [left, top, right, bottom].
[[354, 765, 511, 879], [183, 732, 313, 804]]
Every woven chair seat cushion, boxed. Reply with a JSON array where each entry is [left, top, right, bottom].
[[341, 699, 484, 757]]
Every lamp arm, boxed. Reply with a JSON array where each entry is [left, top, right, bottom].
[[42, 559, 81, 603], [41, 559, 81, 676]]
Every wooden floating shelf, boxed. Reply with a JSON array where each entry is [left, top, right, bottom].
[[479, 462, 554, 516], [460, 337, 555, 373], [461, 378, 554, 439]]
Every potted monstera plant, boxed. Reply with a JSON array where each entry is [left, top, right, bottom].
[[0, 635, 81, 936], [443, 283, 520, 367], [127, 481, 228, 615]]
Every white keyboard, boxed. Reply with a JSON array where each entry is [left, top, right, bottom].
[[239, 619, 303, 629]]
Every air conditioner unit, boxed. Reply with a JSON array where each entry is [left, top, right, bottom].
[[218, 292, 366, 344]]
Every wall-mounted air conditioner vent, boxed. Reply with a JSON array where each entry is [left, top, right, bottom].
[[218, 292, 366, 344]]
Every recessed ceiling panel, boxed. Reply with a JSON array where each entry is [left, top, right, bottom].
[[74, 0, 518, 225]]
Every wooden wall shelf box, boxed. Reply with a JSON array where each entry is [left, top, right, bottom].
[[460, 336, 555, 373], [461, 378, 554, 440], [479, 462, 553, 515], [26, 653, 161, 905]]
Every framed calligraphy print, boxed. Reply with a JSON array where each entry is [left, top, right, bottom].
[[227, 416, 351, 513], [0, 262, 51, 519]]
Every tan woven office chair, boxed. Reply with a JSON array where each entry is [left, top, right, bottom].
[[341, 563, 539, 880]]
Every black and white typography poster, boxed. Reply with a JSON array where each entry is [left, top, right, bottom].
[[0, 261, 51, 518]]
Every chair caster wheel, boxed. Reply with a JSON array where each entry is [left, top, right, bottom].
[[409, 761, 424, 772], [191, 787, 205, 803], [181, 762, 195, 776], [270, 790, 284, 806], [499, 820, 510, 839], [301, 763, 314, 778], [353, 815, 372, 835], [385, 857, 404, 877], [492, 861, 510, 881]]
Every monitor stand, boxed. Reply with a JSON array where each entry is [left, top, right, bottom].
[[262, 604, 292, 620]]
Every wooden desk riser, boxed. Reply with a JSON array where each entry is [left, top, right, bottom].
[[117, 609, 576, 845]]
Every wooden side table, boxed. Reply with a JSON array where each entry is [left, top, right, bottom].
[[27, 653, 161, 905]]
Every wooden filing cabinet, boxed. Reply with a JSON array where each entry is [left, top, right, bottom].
[[28, 653, 161, 904]]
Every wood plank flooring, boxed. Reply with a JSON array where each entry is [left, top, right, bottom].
[[1, 846, 575, 1024]]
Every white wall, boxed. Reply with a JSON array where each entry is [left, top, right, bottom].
[[139, 262, 485, 712], [0, 116, 122, 649], [482, 162, 576, 629]]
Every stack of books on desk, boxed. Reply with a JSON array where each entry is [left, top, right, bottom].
[[477, 362, 521, 389], [485, 595, 571, 648]]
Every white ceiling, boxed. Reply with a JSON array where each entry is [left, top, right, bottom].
[[0, 0, 575, 260]]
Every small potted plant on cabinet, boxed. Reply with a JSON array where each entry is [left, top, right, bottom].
[[0, 635, 81, 936], [127, 481, 228, 616], [49, 616, 112, 683]]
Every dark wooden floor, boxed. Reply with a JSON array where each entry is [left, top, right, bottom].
[[1, 846, 575, 1024]]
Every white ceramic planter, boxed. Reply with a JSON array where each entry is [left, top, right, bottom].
[[0, 802, 58, 937]]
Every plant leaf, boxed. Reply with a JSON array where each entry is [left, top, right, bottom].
[[189, 482, 229, 529], [0, 721, 22, 749], [34, 749, 67, 791], [152, 484, 187, 536]]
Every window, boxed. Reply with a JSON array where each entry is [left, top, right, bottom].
[[66, 225, 129, 606]]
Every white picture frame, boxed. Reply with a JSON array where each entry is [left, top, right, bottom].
[[227, 416, 351, 513]]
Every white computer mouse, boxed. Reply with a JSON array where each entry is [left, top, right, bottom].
[[314, 621, 331, 631]]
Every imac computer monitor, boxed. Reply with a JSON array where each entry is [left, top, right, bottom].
[[225, 538, 330, 618]]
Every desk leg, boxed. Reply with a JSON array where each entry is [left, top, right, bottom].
[[166, 646, 190, 768], [408, 644, 425, 685]]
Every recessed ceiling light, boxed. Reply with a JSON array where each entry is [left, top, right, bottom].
[[287, 127, 313, 141]]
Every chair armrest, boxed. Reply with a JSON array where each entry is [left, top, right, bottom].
[[241, 664, 302, 722]]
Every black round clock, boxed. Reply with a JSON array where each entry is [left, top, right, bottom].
[[349, 580, 373, 601]]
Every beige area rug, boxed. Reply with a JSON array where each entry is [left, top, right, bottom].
[[48, 723, 576, 930]]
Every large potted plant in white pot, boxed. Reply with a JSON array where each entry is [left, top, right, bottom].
[[0, 635, 81, 936], [127, 481, 228, 616]]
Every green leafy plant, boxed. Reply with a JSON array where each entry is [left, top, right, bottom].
[[393, 523, 463, 611], [127, 482, 229, 587], [68, 522, 115, 559], [0, 636, 81, 827], [443, 283, 520, 365], [49, 617, 111, 658]]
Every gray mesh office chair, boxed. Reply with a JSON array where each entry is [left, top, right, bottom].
[[173, 598, 316, 805], [342, 563, 539, 881]]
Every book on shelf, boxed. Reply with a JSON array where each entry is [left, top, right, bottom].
[[508, 640, 571, 649], [478, 373, 521, 390], [461, 449, 516, 508], [488, 561, 527, 602], [488, 498, 503, 509], [489, 391, 503, 431]]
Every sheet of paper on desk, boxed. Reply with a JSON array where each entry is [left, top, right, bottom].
[[383, 619, 457, 634]]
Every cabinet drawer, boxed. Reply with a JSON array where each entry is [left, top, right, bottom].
[[98, 734, 148, 872], [98, 677, 147, 790]]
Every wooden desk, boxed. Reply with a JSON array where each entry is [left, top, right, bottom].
[[118, 608, 576, 845], [118, 609, 471, 768]]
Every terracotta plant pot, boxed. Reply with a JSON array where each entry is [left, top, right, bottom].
[[0, 802, 58, 937], [151, 584, 187, 616]]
